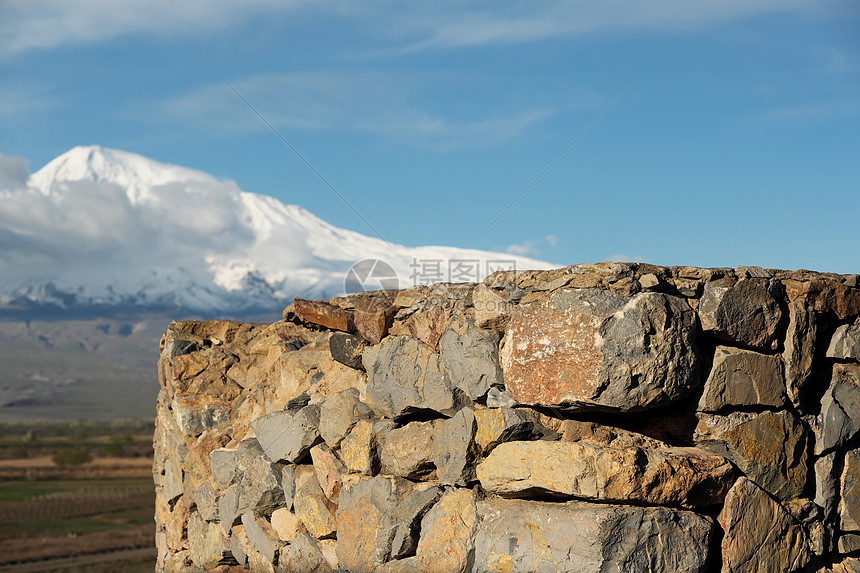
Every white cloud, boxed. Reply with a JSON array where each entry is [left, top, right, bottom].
[[506, 241, 541, 257], [394, 0, 819, 52], [607, 253, 650, 263], [0, 0, 302, 57], [0, 0, 827, 58], [545, 234, 559, 247], [158, 72, 554, 147]]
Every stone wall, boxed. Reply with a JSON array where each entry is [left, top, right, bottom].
[[153, 262, 860, 572]]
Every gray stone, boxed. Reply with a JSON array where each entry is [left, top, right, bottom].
[[390, 485, 442, 560], [194, 482, 218, 522], [281, 465, 295, 510], [329, 332, 367, 370], [841, 449, 860, 532], [719, 477, 811, 572], [784, 299, 818, 407], [251, 405, 321, 463], [695, 410, 808, 502], [229, 528, 248, 568], [240, 512, 279, 563], [234, 439, 285, 517], [817, 364, 860, 455], [697, 346, 787, 412], [363, 336, 464, 419], [485, 386, 517, 408], [474, 498, 712, 573], [816, 451, 838, 519], [277, 533, 331, 573], [439, 318, 503, 401], [432, 407, 478, 486], [477, 440, 733, 508], [829, 324, 860, 360], [318, 388, 373, 448], [218, 484, 240, 533], [501, 289, 699, 411], [209, 448, 237, 490], [699, 278, 785, 351]]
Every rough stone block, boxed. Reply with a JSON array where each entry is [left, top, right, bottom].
[[432, 407, 478, 486], [699, 278, 785, 351], [277, 533, 332, 573], [329, 332, 367, 370], [473, 407, 555, 453], [472, 283, 511, 330], [783, 299, 818, 407], [477, 440, 733, 508], [841, 449, 860, 532], [695, 410, 808, 501], [209, 448, 237, 490], [335, 476, 400, 571], [270, 507, 305, 542], [415, 488, 477, 573], [474, 498, 713, 572], [294, 472, 337, 539], [501, 288, 699, 411], [829, 324, 860, 361], [240, 512, 279, 563], [378, 420, 437, 479], [817, 364, 860, 455], [363, 336, 463, 419], [354, 295, 397, 344], [318, 388, 373, 448], [293, 298, 353, 332], [172, 395, 230, 438], [719, 477, 811, 572], [310, 443, 347, 501], [697, 346, 787, 412], [439, 318, 503, 401], [251, 405, 321, 463]]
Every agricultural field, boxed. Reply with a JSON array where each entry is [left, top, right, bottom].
[[0, 421, 156, 571]]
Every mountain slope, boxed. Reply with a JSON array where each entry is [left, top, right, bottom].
[[0, 146, 554, 316]]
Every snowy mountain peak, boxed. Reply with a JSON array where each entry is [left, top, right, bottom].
[[29, 145, 218, 204], [0, 146, 555, 316]]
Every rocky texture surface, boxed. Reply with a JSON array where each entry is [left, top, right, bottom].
[[501, 288, 699, 411], [154, 262, 860, 572]]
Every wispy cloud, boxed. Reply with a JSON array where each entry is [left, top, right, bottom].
[[0, 0, 827, 58], [607, 253, 650, 264], [0, 0, 303, 58], [156, 72, 554, 147], [505, 234, 561, 257]]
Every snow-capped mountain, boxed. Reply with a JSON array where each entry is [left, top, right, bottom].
[[0, 146, 554, 316]]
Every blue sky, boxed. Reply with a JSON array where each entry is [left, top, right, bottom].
[[1, 1, 859, 273]]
